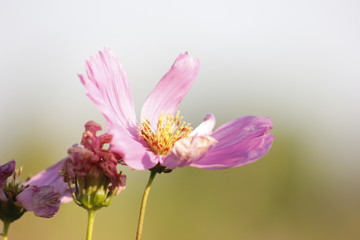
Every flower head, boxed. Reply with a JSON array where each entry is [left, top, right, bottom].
[[0, 159, 70, 222], [61, 121, 126, 211], [80, 49, 273, 172]]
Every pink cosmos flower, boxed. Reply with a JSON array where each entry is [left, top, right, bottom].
[[0, 160, 71, 219], [79, 49, 274, 171]]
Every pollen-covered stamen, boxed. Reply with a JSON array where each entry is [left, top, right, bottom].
[[139, 111, 193, 155]]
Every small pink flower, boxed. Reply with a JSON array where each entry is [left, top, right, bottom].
[[0, 160, 70, 220], [80, 49, 274, 171]]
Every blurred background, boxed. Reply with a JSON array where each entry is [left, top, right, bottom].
[[0, 0, 359, 239]]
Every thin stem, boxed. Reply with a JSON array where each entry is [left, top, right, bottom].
[[86, 210, 96, 240], [135, 171, 157, 240], [2, 221, 11, 240]]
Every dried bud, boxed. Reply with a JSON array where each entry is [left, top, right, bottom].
[[61, 121, 126, 211]]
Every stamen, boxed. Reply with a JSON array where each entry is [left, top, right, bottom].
[[139, 111, 192, 155]]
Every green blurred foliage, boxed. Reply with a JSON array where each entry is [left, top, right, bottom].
[[3, 127, 360, 240]]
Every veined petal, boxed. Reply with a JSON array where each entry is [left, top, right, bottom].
[[190, 116, 274, 169], [24, 159, 71, 203], [141, 52, 200, 126], [191, 114, 216, 136], [79, 48, 136, 129], [17, 186, 61, 218], [109, 123, 158, 170]]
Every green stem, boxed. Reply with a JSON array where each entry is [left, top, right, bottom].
[[2, 221, 11, 240], [86, 210, 96, 240], [135, 171, 157, 240]]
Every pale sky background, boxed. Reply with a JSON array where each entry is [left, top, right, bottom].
[[1, 0, 359, 176], [0, 0, 359, 239]]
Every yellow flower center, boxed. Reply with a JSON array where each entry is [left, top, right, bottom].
[[139, 111, 192, 155]]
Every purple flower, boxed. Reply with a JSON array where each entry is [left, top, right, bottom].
[[79, 49, 274, 171], [61, 121, 126, 210], [0, 159, 70, 221]]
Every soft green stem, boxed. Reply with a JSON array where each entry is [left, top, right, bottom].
[[2, 221, 11, 240], [136, 171, 157, 240], [86, 210, 96, 240]]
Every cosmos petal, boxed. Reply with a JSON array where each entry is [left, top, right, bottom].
[[190, 116, 274, 169], [141, 52, 200, 127], [79, 48, 137, 129]]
